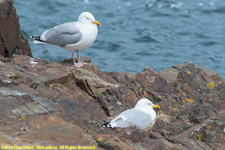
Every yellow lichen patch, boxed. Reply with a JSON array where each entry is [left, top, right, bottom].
[[203, 115, 206, 118], [187, 71, 191, 75], [206, 82, 215, 89], [197, 134, 200, 141], [208, 126, 211, 129], [198, 89, 201, 91], [35, 110, 38, 113], [49, 84, 54, 88], [97, 137, 103, 141], [187, 98, 194, 103], [57, 83, 61, 85], [159, 95, 162, 98], [22, 115, 26, 120], [140, 87, 143, 91]]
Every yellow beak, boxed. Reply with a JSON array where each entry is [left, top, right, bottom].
[[153, 105, 160, 109], [92, 20, 101, 26]]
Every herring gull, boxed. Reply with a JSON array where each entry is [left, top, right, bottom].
[[101, 98, 160, 129], [30, 12, 101, 68]]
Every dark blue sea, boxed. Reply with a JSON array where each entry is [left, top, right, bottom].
[[14, 0, 225, 78]]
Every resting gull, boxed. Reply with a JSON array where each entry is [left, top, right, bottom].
[[30, 12, 101, 67], [101, 98, 160, 129]]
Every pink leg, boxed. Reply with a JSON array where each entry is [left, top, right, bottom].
[[71, 51, 83, 68], [77, 50, 87, 65]]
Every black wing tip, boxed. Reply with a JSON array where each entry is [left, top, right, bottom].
[[101, 122, 112, 128], [30, 35, 42, 41]]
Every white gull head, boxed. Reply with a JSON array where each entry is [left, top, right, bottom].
[[78, 12, 101, 26], [135, 98, 160, 120]]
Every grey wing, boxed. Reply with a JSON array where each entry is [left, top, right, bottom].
[[112, 109, 152, 129], [110, 116, 133, 128], [41, 22, 82, 46]]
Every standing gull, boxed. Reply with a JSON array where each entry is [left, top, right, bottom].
[[30, 12, 101, 67], [101, 98, 160, 129]]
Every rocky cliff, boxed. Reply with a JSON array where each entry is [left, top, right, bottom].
[[0, 54, 224, 150], [0, 0, 32, 57]]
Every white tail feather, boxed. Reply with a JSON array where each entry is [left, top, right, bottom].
[[33, 40, 47, 44]]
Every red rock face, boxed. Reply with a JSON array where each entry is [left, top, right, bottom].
[[0, 0, 32, 57]]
